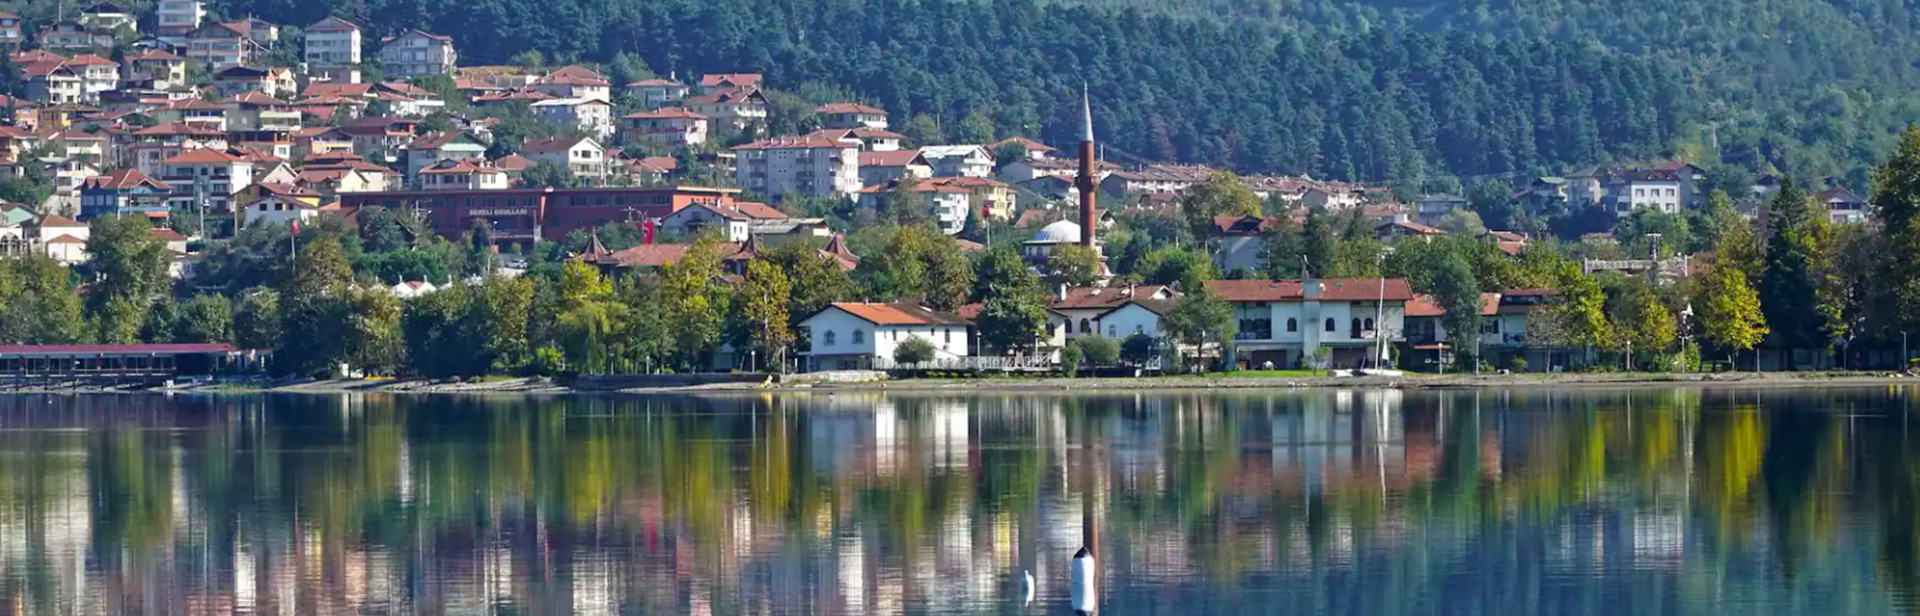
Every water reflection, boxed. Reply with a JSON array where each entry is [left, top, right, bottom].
[[0, 387, 1915, 614]]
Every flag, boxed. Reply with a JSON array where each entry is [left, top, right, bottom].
[[290, 220, 300, 235], [641, 220, 656, 245]]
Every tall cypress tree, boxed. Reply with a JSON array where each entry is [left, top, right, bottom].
[[1759, 178, 1826, 349]]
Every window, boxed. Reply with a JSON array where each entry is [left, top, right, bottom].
[[1351, 318, 1361, 334], [944, 328, 952, 344], [1079, 319, 1091, 334], [1287, 318, 1298, 332], [1364, 318, 1374, 331], [1634, 189, 1645, 197], [1325, 318, 1336, 332], [852, 330, 865, 344], [1107, 324, 1117, 338], [823, 331, 836, 347]]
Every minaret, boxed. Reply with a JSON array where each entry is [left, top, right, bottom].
[[1077, 85, 1097, 249]]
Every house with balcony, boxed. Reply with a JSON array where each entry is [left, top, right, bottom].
[[149, 98, 227, 131], [303, 16, 361, 84], [797, 302, 972, 371], [291, 126, 353, 161], [734, 133, 861, 200], [378, 29, 456, 78], [160, 147, 255, 211], [857, 150, 931, 187], [814, 102, 888, 130], [625, 78, 687, 109], [620, 107, 707, 147], [1208, 214, 1284, 273], [402, 131, 488, 185], [1402, 289, 1552, 371], [417, 158, 507, 191], [212, 65, 295, 99], [155, 0, 204, 40], [698, 73, 762, 93], [79, 167, 172, 220], [38, 21, 97, 51], [660, 200, 790, 242], [519, 136, 607, 185], [183, 22, 260, 69], [919, 145, 993, 178], [339, 116, 418, 165], [78, 2, 136, 32], [0, 12, 23, 51], [220, 91, 300, 140], [530, 97, 613, 139], [685, 87, 767, 131], [1049, 285, 1179, 341], [857, 179, 971, 234], [123, 49, 187, 89], [128, 122, 227, 176], [63, 54, 117, 100], [236, 181, 322, 228], [530, 65, 611, 101], [1205, 278, 1414, 370], [1816, 188, 1868, 224], [22, 62, 82, 105]]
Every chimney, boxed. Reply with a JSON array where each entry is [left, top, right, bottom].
[[1058, 283, 1068, 302], [1303, 279, 1323, 300]]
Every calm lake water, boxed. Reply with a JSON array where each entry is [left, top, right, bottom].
[[0, 387, 1917, 614]]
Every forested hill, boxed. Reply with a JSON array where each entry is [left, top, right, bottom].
[[139, 0, 1684, 183]]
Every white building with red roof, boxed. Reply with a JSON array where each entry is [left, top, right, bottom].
[[379, 30, 457, 78], [1204, 278, 1414, 370], [797, 302, 973, 371], [814, 102, 888, 130], [621, 107, 707, 146], [659, 200, 789, 242], [624, 78, 688, 109], [519, 136, 607, 184], [531, 65, 611, 102], [159, 147, 255, 211], [734, 133, 862, 200], [418, 158, 507, 191]]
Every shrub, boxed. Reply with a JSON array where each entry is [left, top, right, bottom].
[[532, 346, 566, 377], [895, 336, 937, 365], [1509, 356, 1529, 372], [1076, 336, 1120, 366], [1060, 344, 1084, 377], [1120, 334, 1156, 365]]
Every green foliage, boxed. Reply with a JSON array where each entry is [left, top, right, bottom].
[[521, 160, 579, 189], [1759, 179, 1839, 349], [894, 336, 936, 364], [83, 215, 170, 314], [1059, 342, 1083, 376], [1120, 333, 1156, 365], [1436, 210, 1486, 236], [1042, 244, 1102, 288], [1696, 253, 1769, 359], [1179, 172, 1262, 241], [1075, 336, 1120, 366], [1135, 245, 1217, 291], [1162, 285, 1236, 369], [659, 234, 730, 369], [232, 288, 281, 350], [736, 259, 794, 370], [1432, 253, 1484, 360]]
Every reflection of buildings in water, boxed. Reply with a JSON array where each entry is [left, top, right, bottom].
[[573, 553, 617, 616], [931, 401, 969, 471], [1269, 390, 1414, 494], [837, 531, 866, 613]]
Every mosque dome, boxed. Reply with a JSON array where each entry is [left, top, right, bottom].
[[1031, 219, 1082, 244]]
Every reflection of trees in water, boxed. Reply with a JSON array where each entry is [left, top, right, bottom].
[[0, 389, 1916, 611]]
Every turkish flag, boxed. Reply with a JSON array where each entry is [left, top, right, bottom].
[[290, 220, 299, 235], [641, 220, 656, 245]]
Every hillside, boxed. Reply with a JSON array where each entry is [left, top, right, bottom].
[[79, 0, 1902, 183]]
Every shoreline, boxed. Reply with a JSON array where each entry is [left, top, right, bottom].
[[45, 370, 1910, 395]]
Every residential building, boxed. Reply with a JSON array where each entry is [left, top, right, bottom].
[[999, 157, 1116, 184], [625, 78, 687, 109], [697, 73, 762, 93], [988, 136, 1055, 161], [1208, 214, 1283, 272], [919, 145, 993, 178], [1414, 194, 1467, 226], [660, 200, 790, 242], [529, 97, 613, 138], [79, 168, 170, 219], [123, 50, 187, 89], [1403, 289, 1553, 371], [402, 131, 489, 185], [857, 150, 931, 187], [1098, 165, 1209, 196], [38, 22, 95, 51], [733, 133, 861, 200], [49, 159, 103, 196], [1817, 188, 1868, 224], [620, 107, 707, 146], [1206, 278, 1414, 370], [1603, 169, 1683, 215], [519, 136, 607, 184], [337, 185, 741, 248], [814, 102, 887, 130], [35, 214, 90, 264], [418, 158, 508, 191], [1376, 218, 1446, 241], [236, 181, 321, 227], [0, 12, 23, 51], [148, 98, 227, 131], [296, 152, 395, 194], [22, 62, 82, 105], [213, 65, 291, 98], [78, 2, 136, 33], [339, 116, 418, 165], [858, 179, 971, 235], [291, 126, 354, 161], [220, 91, 301, 135], [685, 87, 767, 131], [797, 302, 972, 371], [184, 22, 259, 68], [845, 127, 905, 152], [379, 30, 456, 78], [1090, 298, 1181, 355], [530, 65, 611, 101], [63, 54, 117, 100], [155, 0, 205, 39], [1050, 285, 1178, 341], [922, 176, 1014, 221], [128, 122, 227, 176], [303, 16, 361, 83], [160, 147, 255, 211]]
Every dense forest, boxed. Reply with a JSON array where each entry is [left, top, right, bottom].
[[11, 0, 1909, 183]]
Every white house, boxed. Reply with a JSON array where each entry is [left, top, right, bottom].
[[1816, 188, 1868, 224], [519, 136, 607, 184], [1403, 289, 1553, 371], [1206, 278, 1413, 370], [624, 78, 688, 109], [34, 214, 89, 265], [418, 158, 508, 190], [855, 179, 971, 235], [814, 102, 888, 130], [1051, 285, 1178, 341], [799, 302, 972, 371], [919, 145, 993, 178], [160, 147, 254, 211], [1604, 169, 1683, 215], [303, 16, 362, 83], [530, 98, 614, 139], [620, 107, 707, 146], [239, 182, 321, 228], [733, 133, 862, 200], [155, 0, 205, 39], [530, 65, 612, 102], [378, 29, 456, 78], [660, 200, 788, 242]]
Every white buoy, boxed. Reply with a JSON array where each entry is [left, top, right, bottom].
[[1023, 570, 1035, 606], [1070, 547, 1096, 614]]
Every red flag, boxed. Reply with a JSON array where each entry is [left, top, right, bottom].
[[290, 220, 299, 235], [641, 220, 656, 245]]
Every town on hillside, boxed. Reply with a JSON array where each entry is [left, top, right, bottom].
[[0, 0, 1902, 381]]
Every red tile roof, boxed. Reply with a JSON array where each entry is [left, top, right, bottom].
[[518, 136, 595, 156], [1205, 278, 1413, 302], [859, 150, 925, 167], [623, 106, 704, 120], [1051, 285, 1175, 310], [307, 16, 359, 32], [82, 167, 169, 191], [699, 73, 762, 89], [825, 302, 970, 326], [815, 102, 886, 115]]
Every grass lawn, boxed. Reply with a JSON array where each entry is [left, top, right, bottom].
[[1200, 370, 1323, 378]]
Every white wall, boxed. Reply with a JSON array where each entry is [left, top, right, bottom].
[[1096, 304, 1161, 340], [802, 308, 970, 364]]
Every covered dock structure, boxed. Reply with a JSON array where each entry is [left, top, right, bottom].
[[0, 343, 259, 386]]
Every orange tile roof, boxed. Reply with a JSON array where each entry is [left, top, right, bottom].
[[827, 302, 970, 326]]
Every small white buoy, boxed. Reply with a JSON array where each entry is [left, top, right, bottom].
[[1070, 547, 1096, 614], [1023, 569, 1034, 606]]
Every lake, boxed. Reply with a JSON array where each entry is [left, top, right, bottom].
[[0, 387, 1915, 614]]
